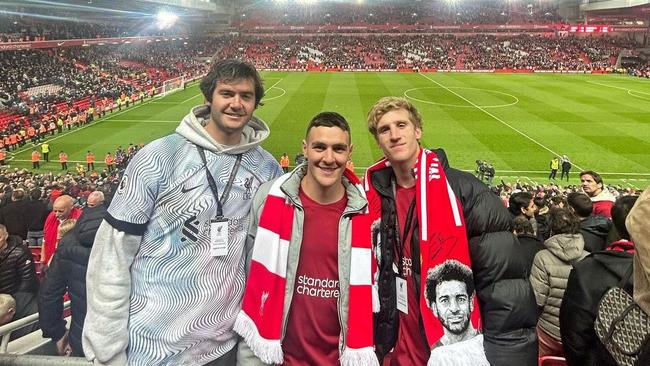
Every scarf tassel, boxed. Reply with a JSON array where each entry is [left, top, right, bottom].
[[233, 312, 284, 364], [340, 346, 380, 366]]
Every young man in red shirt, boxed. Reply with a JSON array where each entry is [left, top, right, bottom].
[[236, 112, 378, 366], [364, 97, 538, 366]]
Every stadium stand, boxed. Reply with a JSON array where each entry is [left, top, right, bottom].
[[0, 0, 648, 363]]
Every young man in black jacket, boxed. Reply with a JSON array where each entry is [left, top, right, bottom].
[[364, 97, 538, 366]]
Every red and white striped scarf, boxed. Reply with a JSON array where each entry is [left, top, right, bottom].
[[364, 148, 482, 347], [234, 169, 378, 366]]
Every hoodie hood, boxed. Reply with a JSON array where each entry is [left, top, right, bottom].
[[592, 250, 633, 282], [581, 215, 612, 237], [591, 188, 616, 203], [175, 105, 271, 155], [544, 233, 585, 262]]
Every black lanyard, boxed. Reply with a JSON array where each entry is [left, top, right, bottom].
[[392, 178, 416, 277], [196, 146, 242, 219]]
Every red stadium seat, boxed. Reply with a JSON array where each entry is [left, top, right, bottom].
[[28, 246, 41, 262], [538, 356, 567, 366]]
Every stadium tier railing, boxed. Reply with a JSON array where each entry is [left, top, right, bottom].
[[0, 301, 71, 354], [0, 354, 90, 365]]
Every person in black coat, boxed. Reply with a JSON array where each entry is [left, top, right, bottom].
[[560, 195, 638, 366], [567, 192, 611, 252], [0, 189, 31, 240], [38, 203, 107, 356], [513, 216, 545, 270], [25, 188, 49, 246], [366, 97, 538, 366], [0, 224, 39, 339]]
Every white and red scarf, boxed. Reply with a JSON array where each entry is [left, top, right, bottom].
[[234, 169, 379, 366], [364, 148, 482, 347]]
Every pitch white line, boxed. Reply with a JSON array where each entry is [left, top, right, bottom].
[[261, 79, 285, 103], [418, 72, 585, 171], [180, 92, 203, 104], [10, 98, 160, 156], [347, 167, 650, 176], [100, 119, 178, 123], [585, 80, 650, 96]]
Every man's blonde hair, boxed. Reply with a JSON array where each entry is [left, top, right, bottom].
[[57, 219, 77, 240], [367, 96, 422, 137]]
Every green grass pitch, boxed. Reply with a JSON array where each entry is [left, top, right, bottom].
[[8, 72, 650, 189]]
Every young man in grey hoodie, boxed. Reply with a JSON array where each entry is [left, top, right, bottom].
[[82, 59, 282, 366]]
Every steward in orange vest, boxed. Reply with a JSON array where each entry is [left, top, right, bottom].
[[86, 151, 95, 171], [59, 151, 68, 170], [31, 150, 41, 169]]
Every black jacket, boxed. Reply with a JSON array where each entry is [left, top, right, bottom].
[[0, 199, 31, 239], [38, 205, 107, 356], [26, 198, 49, 231], [560, 248, 633, 366], [580, 215, 612, 252], [370, 149, 538, 366], [0, 235, 38, 296], [0, 236, 39, 339], [516, 234, 545, 270]]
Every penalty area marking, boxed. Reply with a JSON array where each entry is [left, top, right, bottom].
[[585, 80, 650, 102], [628, 90, 650, 101], [261, 79, 285, 102], [403, 86, 519, 108]]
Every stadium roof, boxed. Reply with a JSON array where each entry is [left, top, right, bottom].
[[0, 0, 232, 20]]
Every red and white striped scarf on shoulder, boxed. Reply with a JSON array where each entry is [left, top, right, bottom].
[[234, 169, 378, 366]]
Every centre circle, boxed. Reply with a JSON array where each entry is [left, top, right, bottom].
[[403, 86, 519, 108]]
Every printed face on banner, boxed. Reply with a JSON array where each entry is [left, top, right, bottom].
[[425, 260, 489, 365]]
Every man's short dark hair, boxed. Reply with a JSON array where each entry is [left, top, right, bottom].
[[533, 196, 547, 209], [611, 196, 638, 240], [580, 170, 603, 186], [567, 192, 593, 218], [200, 59, 264, 107], [513, 216, 535, 236], [508, 192, 533, 216], [306, 112, 351, 138], [549, 196, 566, 208], [425, 260, 474, 307], [29, 188, 41, 201], [548, 207, 580, 236]]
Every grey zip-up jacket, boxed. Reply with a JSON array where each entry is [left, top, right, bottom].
[[237, 165, 368, 366]]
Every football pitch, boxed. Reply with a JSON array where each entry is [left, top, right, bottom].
[[9, 72, 650, 188]]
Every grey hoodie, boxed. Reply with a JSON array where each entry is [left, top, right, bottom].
[[83, 105, 282, 366], [176, 104, 272, 155]]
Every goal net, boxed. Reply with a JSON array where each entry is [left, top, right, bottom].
[[161, 76, 185, 96]]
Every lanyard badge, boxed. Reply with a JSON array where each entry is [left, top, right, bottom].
[[197, 146, 242, 257], [210, 218, 229, 257]]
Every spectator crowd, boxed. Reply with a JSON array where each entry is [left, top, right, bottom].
[[0, 51, 648, 366]]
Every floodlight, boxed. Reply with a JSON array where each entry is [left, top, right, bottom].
[[156, 10, 178, 29]]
